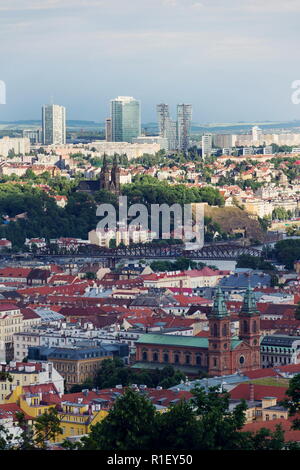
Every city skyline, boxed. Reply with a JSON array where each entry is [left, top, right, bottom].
[[1, 0, 300, 123]]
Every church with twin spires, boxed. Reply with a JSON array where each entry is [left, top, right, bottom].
[[77, 154, 121, 195], [135, 287, 261, 376]]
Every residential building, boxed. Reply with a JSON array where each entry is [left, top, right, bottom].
[[261, 335, 300, 368], [105, 118, 112, 141], [27, 344, 127, 387], [177, 104, 192, 152], [0, 305, 23, 362], [0, 137, 30, 158], [0, 361, 64, 403], [202, 134, 212, 158]]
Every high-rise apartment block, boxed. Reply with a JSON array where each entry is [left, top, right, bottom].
[[177, 104, 192, 152], [202, 134, 212, 158], [111, 96, 141, 143], [157, 103, 192, 152], [105, 118, 112, 142], [42, 104, 66, 145], [252, 126, 262, 142]]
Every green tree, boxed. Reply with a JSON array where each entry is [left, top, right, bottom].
[[281, 373, 300, 429], [33, 408, 63, 449], [79, 388, 158, 450]]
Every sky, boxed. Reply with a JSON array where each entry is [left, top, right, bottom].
[[0, 0, 300, 123]]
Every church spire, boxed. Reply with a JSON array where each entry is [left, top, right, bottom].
[[240, 286, 259, 317], [211, 286, 228, 318]]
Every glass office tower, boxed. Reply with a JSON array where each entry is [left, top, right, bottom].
[[42, 104, 66, 145], [111, 96, 141, 143]]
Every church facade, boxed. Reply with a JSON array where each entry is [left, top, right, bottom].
[[76, 155, 120, 194], [135, 287, 261, 376]]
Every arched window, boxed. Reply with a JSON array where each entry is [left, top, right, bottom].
[[243, 320, 248, 333], [196, 355, 201, 365], [174, 354, 179, 364], [213, 323, 218, 337], [163, 353, 169, 363], [222, 323, 227, 336], [142, 351, 148, 361], [153, 352, 158, 362], [185, 355, 190, 364], [252, 320, 257, 333]]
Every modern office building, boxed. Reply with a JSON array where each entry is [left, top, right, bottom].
[[111, 96, 141, 143], [177, 104, 192, 152], [202, 134, 212, 158], [42, 104, 66, 145]]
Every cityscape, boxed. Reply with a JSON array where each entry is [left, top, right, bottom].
[[1, 0, 300, 460]]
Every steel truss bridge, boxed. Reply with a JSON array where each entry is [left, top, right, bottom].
[[32, 244, 264, 262]]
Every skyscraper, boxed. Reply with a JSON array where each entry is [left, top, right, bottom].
[[111, 96, 141, 143], [177, 104, 192, 152], [157, 103, 169, 137], [42, 104, 66, 145], [157, 103, 177, 151]]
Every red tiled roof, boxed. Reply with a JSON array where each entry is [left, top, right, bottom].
[[243, 419, 300, 442], [0, 303, 19, 312], [230, 383, 288, 401], [20, 308, 40, 320], [0, 267, 31, 278], [0, 403, 31, 421]]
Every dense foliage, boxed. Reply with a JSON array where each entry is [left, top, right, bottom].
[[65, 386, 300, 451], [69, 358, 188, 393], [273, 239, 300, 269]]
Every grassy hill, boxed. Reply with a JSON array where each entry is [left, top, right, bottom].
[[205, 206, 265, 243]]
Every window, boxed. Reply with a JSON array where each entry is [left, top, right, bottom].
[[163, 353, 169, 363]]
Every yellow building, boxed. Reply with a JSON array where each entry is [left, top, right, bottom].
[[0, 361, 64, 403], [5, 384, 108, 443], [55, 400, 108, 442]]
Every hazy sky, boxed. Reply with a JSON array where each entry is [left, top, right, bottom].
[[1, 0, 300, 123]]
